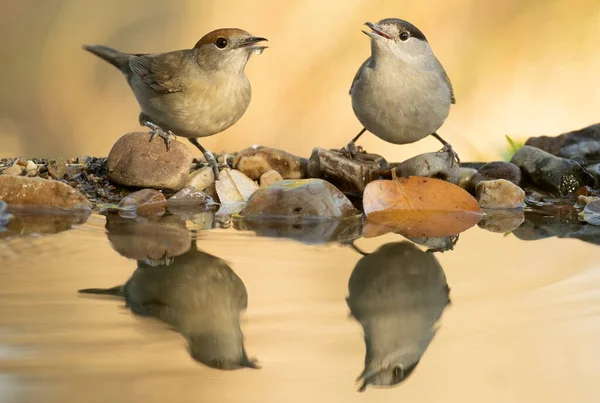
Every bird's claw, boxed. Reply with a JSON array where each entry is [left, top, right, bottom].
[[339, 141, 365, 159], [439, 144, 460, 167], [147, 127, 175, 151]]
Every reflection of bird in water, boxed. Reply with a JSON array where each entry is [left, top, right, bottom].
[[347, 241, 450, 392], [79, 239, 258, 370]]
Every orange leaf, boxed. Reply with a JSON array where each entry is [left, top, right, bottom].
[[363, 176, 483, 237]]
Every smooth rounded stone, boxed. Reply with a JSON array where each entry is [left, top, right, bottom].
[[0, 176, 90, 208], [476, 179, 525, 209], [168, 186, 213, 206], [396, 151, 459, 184], [47, 158, 67, 179], [259, 170, 283, 187], [117, 189, 167, 217], [2, 165, 23, 176], [187, 167, 215, 192], [216, 169, 259, 203], [25, 160, 37, 173], [105, 213, 191, 260], [510, 145, 592, 195], [525, 123, 600, 161], [107, 132, 193, 191], [241, 179, 357, 218], [458, 167, 478, 190], [470, 161, 522, 191], [478, 209, 525, 233], [233, 145, 307, 180]]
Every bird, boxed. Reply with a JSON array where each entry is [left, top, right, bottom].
[[347, 18, 458, 164], [79, 239, 259, 370], [83, 28, 268, 178], [346, 241, 450, 392]]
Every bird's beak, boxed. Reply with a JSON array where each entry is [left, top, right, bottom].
[[236, 36, 269, 51], [362, 22, 392, 40]]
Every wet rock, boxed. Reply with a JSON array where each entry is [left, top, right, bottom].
[[259, 170, 283, 187], [458, 167, 478, 190], [107, 132, 193, 191], [241, 179, 357, 218], [525, 123, 600, 161], [470, 161, 522, 192], [187, 167, 215, 192], [476, 179, 525, 209], [2, 165, 23, 176], [510, 146, 592, 195], [478, 209, 525, 233], [233, 145, 306, 180], [47, 158, 67, 179], [307, 148, 388, 193], [117, 189, 167, 218], [396, 151, 459, 184], [168, 186, 213, 206], [216, 169, 259, 204], [105, 213, 191, 260], [0, 176, 90, 208], [579, 200, 600, 225]]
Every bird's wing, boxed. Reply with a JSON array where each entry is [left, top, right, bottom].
[[434, 57, 456, 104], [128, 51, 188, 93], [350, 57, 371, 95]]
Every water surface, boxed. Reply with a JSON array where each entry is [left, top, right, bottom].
[[1, 211, 599, 403]]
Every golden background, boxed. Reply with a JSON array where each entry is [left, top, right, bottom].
[[1, 0, 599, 162]]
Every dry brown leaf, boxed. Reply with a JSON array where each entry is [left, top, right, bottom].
[[363, 176, 483, 237]]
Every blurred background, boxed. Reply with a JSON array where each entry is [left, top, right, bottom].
[[1, 0, 599, 162]]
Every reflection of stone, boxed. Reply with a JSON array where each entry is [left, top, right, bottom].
[[478, 209, 525, 233], [105, 213, 191, 261], [79, 241, 258, 370], [404, 235, 459, 252], [512, 208, 600, 245], [0, 205, 90, 237], [237, 215, 363, 244], [347, 242, 450, 392]]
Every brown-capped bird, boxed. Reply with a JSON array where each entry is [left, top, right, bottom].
[[84, 28, 268, 177]]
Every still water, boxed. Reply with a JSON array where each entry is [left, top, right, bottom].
[[1, 210, 599, 403]]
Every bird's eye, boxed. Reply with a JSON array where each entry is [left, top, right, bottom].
[[400, 32, 409, 41], [215, 38, 228, 49]]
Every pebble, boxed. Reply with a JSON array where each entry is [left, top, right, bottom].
[[117, 189, 167, 217], [2, 165, 23, 176], [47, 158, 67, 180], [234, 145, 306, 180], [396, 151, 459, 184], [259, 170, 283, 187], [476, 179, 525, 209]]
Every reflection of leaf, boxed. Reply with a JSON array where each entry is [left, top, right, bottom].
[[579, 200, 600, 225], [363, 177, 483, 237]]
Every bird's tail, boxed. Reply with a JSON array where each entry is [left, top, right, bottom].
[[78, 285, 124, 297], [82, 45, 130, 71]]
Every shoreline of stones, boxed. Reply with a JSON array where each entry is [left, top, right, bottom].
[[1, 124, 599, 220]]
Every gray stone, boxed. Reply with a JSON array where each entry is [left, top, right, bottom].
[[510, 146, 592, 195], [307, 148, 388, 193], [233, 145, 307, 180], [525, 123, 600, 161], [241, 179, 357, 218], [396, 151, 459, 184], [107, 132, 193, 192]]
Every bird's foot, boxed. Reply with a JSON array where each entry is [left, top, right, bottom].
[[339, 141, 365, 159], [439, 143, 460, 167], [143, 120, 175, 151]]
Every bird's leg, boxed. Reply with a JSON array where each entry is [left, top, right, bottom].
[[340, 128, 367, 159], [432, 132, 460, 166], [188, 138, 220, 179], [139, 113, 175, 151]]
